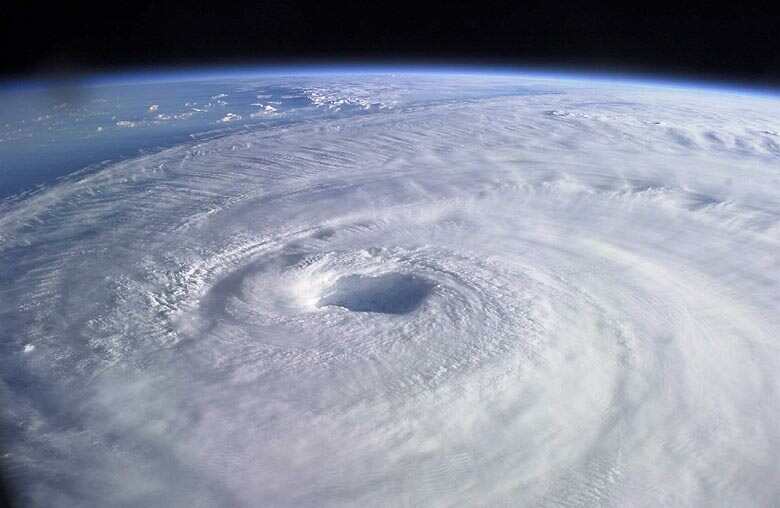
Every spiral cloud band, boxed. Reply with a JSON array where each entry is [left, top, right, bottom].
[[2, 75, 780, 506]]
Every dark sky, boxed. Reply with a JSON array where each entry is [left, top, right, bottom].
[[2, 1, 780, 84]]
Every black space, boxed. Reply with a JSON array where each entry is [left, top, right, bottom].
[[2, 1, 780, 86]]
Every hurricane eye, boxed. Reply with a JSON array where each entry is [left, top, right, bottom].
[[318, 272, 434, 314]]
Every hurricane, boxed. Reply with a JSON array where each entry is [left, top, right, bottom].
[[1, 71, 779, 506]]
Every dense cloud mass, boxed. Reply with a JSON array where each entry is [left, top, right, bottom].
[[1, 75, 780, 506]]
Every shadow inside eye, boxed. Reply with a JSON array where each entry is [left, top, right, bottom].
[[318, 272, 434, 315]]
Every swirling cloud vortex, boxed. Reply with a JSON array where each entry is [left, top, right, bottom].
[[2, 75, 780, 507]]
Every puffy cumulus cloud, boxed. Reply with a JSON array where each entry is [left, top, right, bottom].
[[2, 75, 780, 507], [249, 105, 278, 118], [217, 113, 242, 123]]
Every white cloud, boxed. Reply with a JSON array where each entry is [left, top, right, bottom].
[[217, 113, 242, 123]]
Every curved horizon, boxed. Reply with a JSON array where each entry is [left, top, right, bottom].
[[3, 62, 780, 98]]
